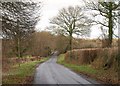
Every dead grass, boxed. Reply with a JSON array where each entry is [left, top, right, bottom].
[[65, 48, 101, 65], [65, 47, 118, 68]]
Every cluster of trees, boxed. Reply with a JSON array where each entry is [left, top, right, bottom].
[[28, 31, 103, 56], [29, 31, 72, 56], [29, 32, 53, 57], [47, 1, 119, 59], [1, 1, 41, 58], [50, 0, 120, 49], [1, 0, 120, 60]]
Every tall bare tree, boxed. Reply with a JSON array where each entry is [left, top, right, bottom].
[[0, 1, 41, 58], [84, 0, 120, 47], [50, 6, 91, 57]]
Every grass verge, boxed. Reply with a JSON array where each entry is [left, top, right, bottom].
[[2, 57, 49, 84], [57, 54, 118, 84], [57, 54, 98, 74]]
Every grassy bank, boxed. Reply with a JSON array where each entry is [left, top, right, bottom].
[[57, 54, 118, 84], [2, 57, 49, 84], [57, 54, 98, 75]]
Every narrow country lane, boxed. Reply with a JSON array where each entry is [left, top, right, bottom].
[[33, 55, 100, 85]]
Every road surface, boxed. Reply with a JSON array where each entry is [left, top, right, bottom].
[[34, 55, 100, 85]]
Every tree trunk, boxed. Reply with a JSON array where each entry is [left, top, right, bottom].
[[17, 20, 22, 67], [118, 13, 120, 81], [69, 33, 72, 60], [69, 36, 72, 51], [18, 37, 21, 58], [108, 2, 113, 47], [17, 37, 21, 67], [117, 38, 120, 81]]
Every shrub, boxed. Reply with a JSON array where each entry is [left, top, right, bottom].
[[65, 47, 118, 69], [65, 48, 100, 65]]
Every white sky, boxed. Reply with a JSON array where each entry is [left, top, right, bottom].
[[35, 0, 103, 39]]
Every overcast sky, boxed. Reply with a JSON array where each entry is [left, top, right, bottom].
[[34, 0, 103, 39]]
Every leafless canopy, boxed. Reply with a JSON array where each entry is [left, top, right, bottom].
[[0, 1, 41, 39], [50, 6, 91, 37], [0, 1, 41, 57]]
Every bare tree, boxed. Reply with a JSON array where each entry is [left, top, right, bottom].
[[84, 0, 120, 47], [50, 6, 91, 58], [0, 1, 41, 59]]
